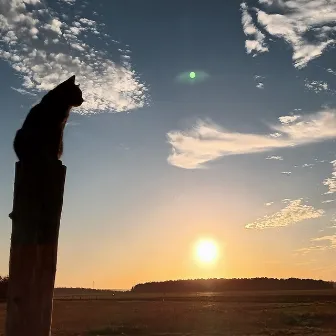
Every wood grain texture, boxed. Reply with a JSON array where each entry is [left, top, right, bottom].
[[6, 161, 66, 336]]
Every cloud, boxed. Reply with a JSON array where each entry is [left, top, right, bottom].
[[241, 1, 336, 68], [302, 163, 314, 168], [254, 75, 265, 89], [296, 245, 329, 255], [312, 235, 336, 249], [266, 155, 283, 160], [278, 115, 301, 124], [282, 198, 291, 204], [65, 121, 79, 127], [167, 110, 336, 169], [265, 202, 274, 206], [327, 68, 336, 76], [241, 3, 269, 55], [0, 0, 149, 114], [321, 200, 334, 204], [305, 80, 330, 94], [281, 171, 291, 176], [44, 18, 62, 35], [11, 86, 36, 96], [59, 0, 76, 4], [323, 160, 336, 194], [246, 199, 324, 230]]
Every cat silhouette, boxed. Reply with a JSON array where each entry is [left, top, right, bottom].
[[13, 75, 84, 162]]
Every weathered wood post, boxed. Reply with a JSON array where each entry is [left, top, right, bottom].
[[6, 159, 66, 336]]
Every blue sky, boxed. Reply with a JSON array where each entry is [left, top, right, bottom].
[[0, 0, 336, 289]]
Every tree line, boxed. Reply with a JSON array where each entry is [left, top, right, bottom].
[[131, 278, 334, 293], [0, 277, 121, 300], [1, 276, 334, 298], [54, 287, 121, 295]]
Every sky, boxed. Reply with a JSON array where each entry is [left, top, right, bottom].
[[0, 0, 336, 290]]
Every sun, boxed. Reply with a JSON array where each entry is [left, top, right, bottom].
[[195, 239, 218, 264]]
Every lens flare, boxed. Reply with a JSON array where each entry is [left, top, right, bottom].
[[175, 70, 210, 85], [189, 71, 196, 79]]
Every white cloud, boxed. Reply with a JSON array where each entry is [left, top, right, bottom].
[[266, 155, 283, 160], [65, 121, 79, 127], [44, 18, 62, 34], [242, 0, 336, 68], [11, 86, 36, 96], [59, 0, 76, 4], [327, 68, 336, 76], [281, 171, 291, 176], [323, 160, 336, 194], [278, 115, 301, 124], [296, 245, 327, 255], [246, 199, 324, 229], [305, 80, 330, 93], [312, 235, 336, 249], [241, 3, 269, 55], [269, 132, 281, 138], [0, 0, 149, 114], [256, 82, 264, 89], [282, 198, 291, 204], [321, 199, 334, 204], [265, 202, 274, 206], [167, 110, 336, 169], [302, 163, 314, 168]]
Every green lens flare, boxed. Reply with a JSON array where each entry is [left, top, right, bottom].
[[175, 70, 210, 85]]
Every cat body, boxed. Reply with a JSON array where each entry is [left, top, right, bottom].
[[13, 75, 83, 162]]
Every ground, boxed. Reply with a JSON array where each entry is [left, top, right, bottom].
[[0, 291, 336, 335]]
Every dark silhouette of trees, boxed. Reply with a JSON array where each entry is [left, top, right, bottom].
[[131, 278, 333, 293], [54, 287, 121, 296], [0, 275, 9, 301]]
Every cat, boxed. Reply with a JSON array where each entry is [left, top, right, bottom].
[[13, 75, 84, 162]]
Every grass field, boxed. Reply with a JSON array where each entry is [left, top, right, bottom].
[[1, 290, 336, 335]]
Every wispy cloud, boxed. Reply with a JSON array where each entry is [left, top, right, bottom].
[[323, 160, 336, 194], [312, 235, 336, 249], [321, 199, 334, 204], [266, 155, 283, 160], [65, 121, 80, 128], [278, 115, 301, 124], [11, 87, 36, 96], [59, 0, 76, 4], [281, 171, 291, 176], [296, 245, 328, 255], [0, 0, 149, 114], [282, 198, 291, 204], [254, 75, 265, 89], [241, 0, 336, 68], [167, 110, 336, 169], [305, 80, 331, 94], [327, 68, 336, 76], [265, 202, 274, 206], [246, 199, 324, 230], [241, 3, 268, 56]]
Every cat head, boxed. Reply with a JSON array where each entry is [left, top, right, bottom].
[[45, 75, 84, 107]]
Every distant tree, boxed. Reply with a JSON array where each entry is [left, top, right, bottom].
[[131, 277, 333, 293]]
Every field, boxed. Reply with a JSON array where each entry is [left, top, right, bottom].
[[1, 290, 336, 335]]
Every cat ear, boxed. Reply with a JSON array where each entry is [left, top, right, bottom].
[[68, 75, 76, 84]]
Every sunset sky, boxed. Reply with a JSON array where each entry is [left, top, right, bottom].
[[0, 0, 336, 289]]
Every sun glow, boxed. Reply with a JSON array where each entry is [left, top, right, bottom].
[[195, 239, 218, 264]]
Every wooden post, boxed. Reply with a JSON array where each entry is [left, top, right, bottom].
[[6, 160, 66, 336]]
